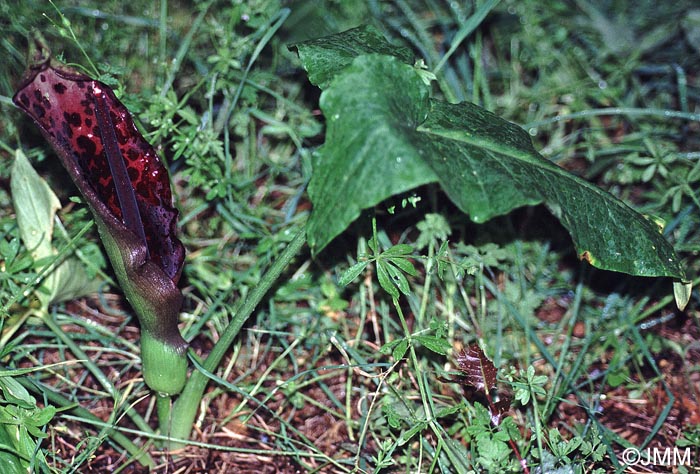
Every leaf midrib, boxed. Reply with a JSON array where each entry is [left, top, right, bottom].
[[418, 121, 638, 213]]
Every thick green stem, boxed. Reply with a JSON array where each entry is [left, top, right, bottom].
[[156, 394, 173, 437], [166, 228, 307, 448], [140, 331, 188, 396]]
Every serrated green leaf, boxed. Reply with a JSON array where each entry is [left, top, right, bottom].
[[387, 256, 418, 277], [413, 335, 452, 355], [379, 338, 403, 355], [298, 48, 685, 280], [367, 237, 377, 253], [376, 260, 400, 299], [290, 25, 414, 89], [338, 261, 368, 286], [416, 213, 451, 250], [435, 404, 462, 419], [384, 262, 411, 295], [382, 399, 404, 429], [436, 240, 450, 279], [24, 421, 48, 439], [0, 378, 35, 409], [397, 420, 427, 446], [392, 338, 409, 360], [383, 244, 414, 256], [30, 405, 55, 427]]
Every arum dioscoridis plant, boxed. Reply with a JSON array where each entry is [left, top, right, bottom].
[[9, 16, 695, 468], [10, 33, 198, 448], [12, 32, 306, 449], [12, 34, 189, 399]]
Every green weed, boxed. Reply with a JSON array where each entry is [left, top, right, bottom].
[[1, 0, 698, 472]]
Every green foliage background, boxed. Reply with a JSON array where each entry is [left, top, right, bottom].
[[0, 0, 699, 472]]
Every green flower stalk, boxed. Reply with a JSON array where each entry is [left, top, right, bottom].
[[13, 34, 188, 396]]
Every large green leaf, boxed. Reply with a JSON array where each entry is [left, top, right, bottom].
[[307, 55, 436, 250], [294, 28, 686, 282], [10, 149, 102, 307], [418, 100, 681, 276], [292, 25, 414, 89]]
